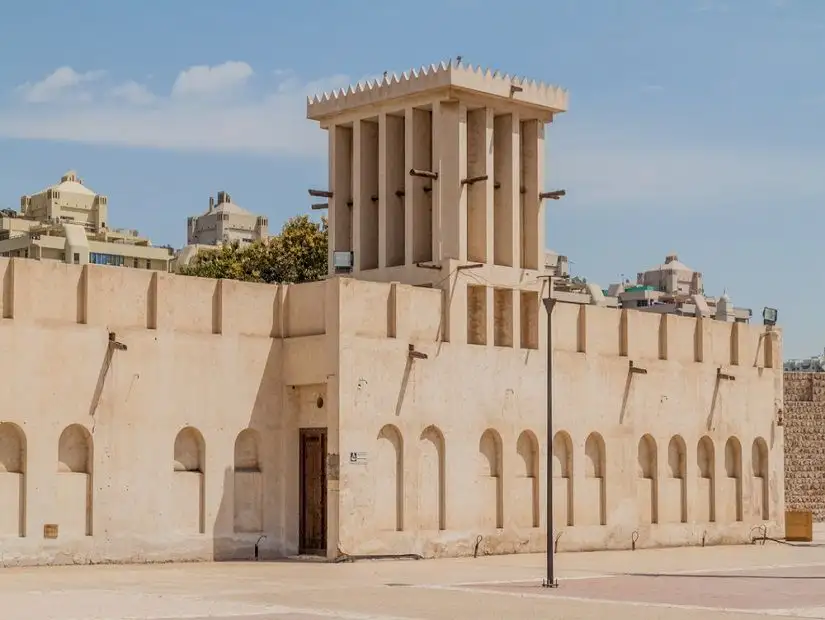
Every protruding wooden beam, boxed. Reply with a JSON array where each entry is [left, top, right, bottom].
[[540, 189, 567, 200], [409, 168, 438, 180], [461, 174, 489, 186], [311, 203, 329, 210], [629, 360, 648, 375], [308, 189, 333, 198]]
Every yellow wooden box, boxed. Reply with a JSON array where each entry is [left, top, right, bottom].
[[785, 510, 813, 542]]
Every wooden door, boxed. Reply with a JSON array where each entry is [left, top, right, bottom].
[[299, 428, 327, 554]]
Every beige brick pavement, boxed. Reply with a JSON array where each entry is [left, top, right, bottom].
[[1, 537, 825, 619]]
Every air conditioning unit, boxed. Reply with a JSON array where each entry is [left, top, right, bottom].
[[333, 251, 354, 274]]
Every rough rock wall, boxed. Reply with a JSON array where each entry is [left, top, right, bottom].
[[784, 372, 825, 521]]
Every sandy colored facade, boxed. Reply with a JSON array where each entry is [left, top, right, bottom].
[[0, 60, 784, 566], [0, 258, 784, 565], [186, 191, 269, 247]]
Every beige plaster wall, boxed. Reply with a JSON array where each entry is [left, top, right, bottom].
[[0, 259, 785, 565], [333, 278, 784, 558], [0, 258, 337, 566]]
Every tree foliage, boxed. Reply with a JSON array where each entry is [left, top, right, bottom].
[[179, 215, 328, 284]]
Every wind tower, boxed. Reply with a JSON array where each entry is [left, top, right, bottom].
[[307, 59, 568, 346]]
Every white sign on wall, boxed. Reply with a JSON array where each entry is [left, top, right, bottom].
[[349, 451, 368, 465]]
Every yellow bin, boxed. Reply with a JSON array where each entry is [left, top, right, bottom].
[[785, 510, 813, 542]]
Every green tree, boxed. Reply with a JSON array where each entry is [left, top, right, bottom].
[[180, 215, 328, 284]]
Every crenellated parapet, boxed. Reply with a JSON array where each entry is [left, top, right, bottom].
[[306, 59, 569, 121]]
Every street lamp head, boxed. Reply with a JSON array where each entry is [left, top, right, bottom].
[[762, 306, 778, 326]]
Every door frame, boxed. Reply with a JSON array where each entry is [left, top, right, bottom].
[[299, 427, 327, 555]]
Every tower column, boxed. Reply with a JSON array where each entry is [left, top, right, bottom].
[[467, 107, 494, 264], [329, 124, 354, 275], [403, 108, 414, 265], [492, 112, 520, 268], [520, 119, 543, 271], [407, 107, 434, 265], [354, 119, 379, 272], [381, 113, 406, 268], [378, 114, 388, 269], [352, 121, 362, 272], [433, 100, 468, 263]]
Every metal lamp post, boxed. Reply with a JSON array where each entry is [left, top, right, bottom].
[[539, 189, 568, 589], [542, 280, 560, 588]]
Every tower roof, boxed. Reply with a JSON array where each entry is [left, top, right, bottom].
[[306, 59, 568, 122], [36, 170, 96, 197]]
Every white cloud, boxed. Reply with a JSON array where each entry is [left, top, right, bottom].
[[2, 62, 824, 212], [0, 65, 348, 157], [171, 61, 253, 99], [109, 81, 156, 106], [16, 67, 106, 103]]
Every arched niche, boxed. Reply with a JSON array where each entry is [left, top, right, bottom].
[[0, 423, 26, 537], [751, 437, 769, 520], [724, 436, 743, 523], [173, 426, 205, 534], [57, 424, 93, 536], [479, 429, 503, 529], [584, 432, 606, 526], [174, 426, 204, 473], [517, 430, 540, 528], [376, 424, 404, 532], [58, 424, 91, 474], [666, 435, 687, 523], [696, 435, 716, 522], [233, 428, 262, 533], [234, 429, 260, 473], [552, 431, 574, 527], [552, 431, 573, 479], [636, 434, 658, 524], [419, 425, 445, 531]]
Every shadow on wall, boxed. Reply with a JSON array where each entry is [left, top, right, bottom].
[[211, 340, 282, 561]]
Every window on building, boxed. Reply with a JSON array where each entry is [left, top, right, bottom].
[[133, 258, 139, 268], [145, 260, 151, 269], [73, 253, 80, 264], [89, 252, 124, 267]]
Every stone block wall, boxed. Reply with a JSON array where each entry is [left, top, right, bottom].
[[784, 372, 825, 521]]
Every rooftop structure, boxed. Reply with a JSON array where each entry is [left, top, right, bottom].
[[186, 190, 269, 247], [608, 253, 753, 323], [306, 58, 573, 346], [306, 60, 568, 123]]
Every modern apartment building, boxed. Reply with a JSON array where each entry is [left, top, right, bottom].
[[186, 191, 269, 247], [1, 171, 172, 271], [607, 253, 753, 322]]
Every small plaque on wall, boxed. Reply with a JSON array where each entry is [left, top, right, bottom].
[[349, 451, 368, 465], [43, 524, 59, 539]]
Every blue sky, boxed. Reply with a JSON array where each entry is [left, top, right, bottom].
[[0, 0, 821, 357]]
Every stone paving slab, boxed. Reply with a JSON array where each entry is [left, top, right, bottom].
[[2, 543, 825, 619], [459, 563, 825, 612]]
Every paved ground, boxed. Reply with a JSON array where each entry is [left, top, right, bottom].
[[3, 534, 825, 619]]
